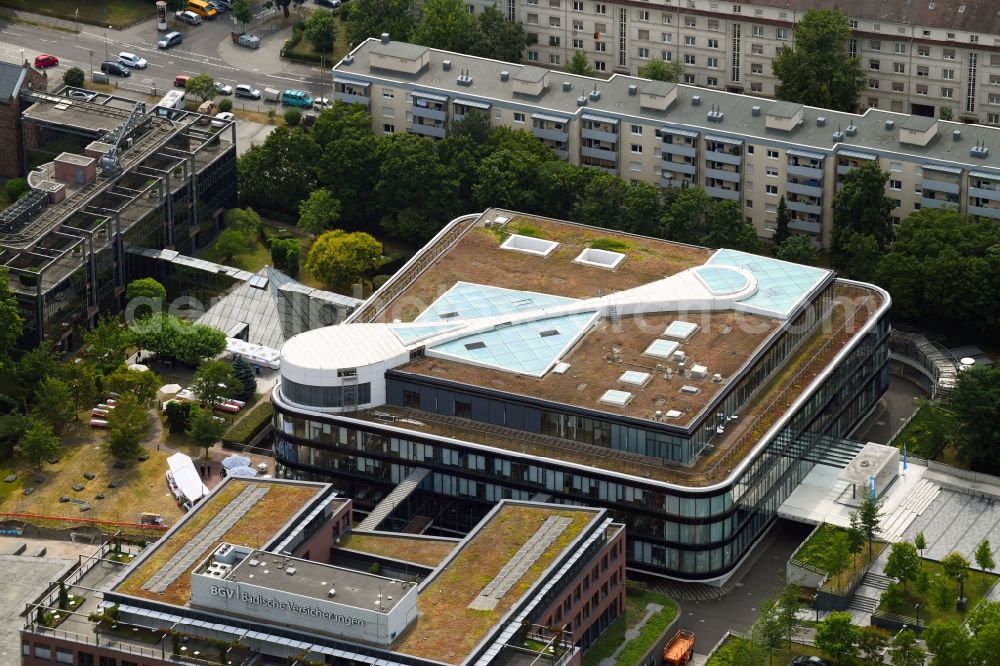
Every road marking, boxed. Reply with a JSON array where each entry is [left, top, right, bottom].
[[4, 32, 24, 37], [265, 73, 309, 82]]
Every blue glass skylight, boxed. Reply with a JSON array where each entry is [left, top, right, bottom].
[[643, 339, 680, 359], [415, 282, 577, 323], [693, 266, 750, 295], [707, 250, 830, 317], [663, 321, 699, 339], [428, 312, 598, 377]]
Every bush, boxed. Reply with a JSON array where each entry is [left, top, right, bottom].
[[164, 400, 193, 434], [881, 582, 905, 612], [223, 401, 272, 447], [62, 67, 85, 88], [283, 108, 302, 126], [4, 178, 28, 201], [218, 98, 233, 112], [270, 238, 300, 277]]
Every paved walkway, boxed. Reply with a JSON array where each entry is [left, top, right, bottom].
[[599, 602, 664, 666]]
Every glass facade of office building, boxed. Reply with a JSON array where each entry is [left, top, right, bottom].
[[273, 296, 890, 580]]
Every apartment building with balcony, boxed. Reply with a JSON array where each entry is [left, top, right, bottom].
[[334, 38, 1000, 247], [463, 0, 1000, 125]]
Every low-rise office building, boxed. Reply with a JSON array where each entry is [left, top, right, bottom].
[[1, 87, 237, 351], [333, 38, 1000, 248], [21, 477, 624, 666], [271, 207, 891, 580]]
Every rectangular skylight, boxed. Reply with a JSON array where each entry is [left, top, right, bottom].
[[574, 247, 626, 270], [664, 321, 699, 340], [539, 329, 560, 337], [439, 311, 460, 319], [500, 234, 560, 257], [619, 371, 651, 386], [643, 339, 680, 359], [552, 362, 571, 374], [600, 389, 633, 406], [464, 341, 486, 350], [665, 409, 683, 419]]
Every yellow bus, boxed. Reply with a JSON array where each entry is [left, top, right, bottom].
[[186, 0, 218, 19]]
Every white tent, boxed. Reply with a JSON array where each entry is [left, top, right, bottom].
[[128, 363, 150, 372], [158, 383, 183, 401], [225, 466, 258, 479], [165, 452, 210, 508]]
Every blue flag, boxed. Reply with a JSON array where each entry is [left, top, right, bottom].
[[870, 475, 876, 499], [903, 444, 908, 470]]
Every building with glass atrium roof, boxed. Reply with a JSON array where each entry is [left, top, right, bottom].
[[273, 209, 891, 580]]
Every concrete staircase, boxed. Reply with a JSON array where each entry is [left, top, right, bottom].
[[880, 478, 941, 541], [862, 572, 892, 590], [848, 595, 879, 613], [355, 468, 431, 532]]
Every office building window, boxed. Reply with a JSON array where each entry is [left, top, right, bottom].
[[708, 39, 719, 49], [707, 57, 718, 68], [684, 54, 695, 64], [941, 88, 953, 98], [550, 54, 561, 64], [870, 40, 881, 51], [595, 2, 606, 13], [638, 47, 650, 58], [595, 60, 606, 71], [751, 25, 763, 37], [869, 60, 880, 70], [776, 28, 788, 40], [631, 124, 643, 135], [893, 62, 905, 73], [684, 36, 695, 46], [527, 51, 539, 61], [767, 149, 779, 159], [514, 112, 525, 123], [918, 45, 930, 57], [684, 73, 696, 84], [894, 43, 905, 54], [766, 185, 778, 195]]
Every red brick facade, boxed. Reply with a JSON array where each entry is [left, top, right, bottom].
[[0, 62, 47, 180]]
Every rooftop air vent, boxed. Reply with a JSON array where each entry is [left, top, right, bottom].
[[589, 86, 601, 101], [442, 60, 452, 71], [577, 96, 588, 106], [328, 588, 336, 597], [845, 124, 858, 136], [953, 130, 962, 141], [885, 119, 895, 130], [751, 105, 761, 117], [628, 84, 638, 96], [691, 95, 702, 106], [690, 365, 708, 380], [457, 69, 473, 86], [832, 128, 845, 142], [562, 81, 572, 92], [971, 141, 989, 158], [500, 70, 509, 82], [680, 385, 700, 395], [707, 104, 724, 123], [816, 116, 826, 127], [712, 373, 723, 383], [380, 32, 390, 44], [286, 567, 297, 575], [342, 54, 354, 65]]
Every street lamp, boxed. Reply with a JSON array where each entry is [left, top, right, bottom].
[[915, 603, 922, 627], [104, 26, 111, 64], [74, 8, 79, 35]]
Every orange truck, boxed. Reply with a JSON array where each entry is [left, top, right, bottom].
[[663, 630, 695, 666]]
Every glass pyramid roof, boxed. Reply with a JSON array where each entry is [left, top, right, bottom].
[[415, 282, 577, 323], [707, 249, 830, 317], [429, 311, 598, 377]]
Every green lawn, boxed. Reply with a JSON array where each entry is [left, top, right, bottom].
[[582, 582, 678, 666], [876, 558, 998, 625], [793, 523, 845, 571], [0, 0, 153, 28], [284, 15, 351, 64], [891, 401, 959, 461], [706, 636, 864, 666]]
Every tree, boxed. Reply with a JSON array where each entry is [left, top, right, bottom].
[[472, 148, 550, 213], [755, 600, 787, 666], [32, 377, 75, 434], [566, 50, 596, 76], [771, 8, 865, 111], [572, 175, 664, 237], [774, 585, 803, 649], [306, 230, 383, 289], [884, 541, 921, 593], [164, 400, 193, 434], [472, 6, 534, 63], [660, 188, 759, 250], [923, 622, 970, 666], [185, 73, 217, 103], [832, 161, 895, 264], [823, 531, 852, 592], [888, 629, 924, 666], [0, 266, 24, 361], [343, 0, 415, 48], [129, 314, 226, 366], [82, 317, 130, 375], [18, 418, 60, 470], [283, 108, 302, 127], [63, 67, 85, 88], [776, 236, 819, 265], [14, 342, 60, 406], [59, 361, 98, 415], [814, 612, 859, 665], [58, 581, 69, 610], [856, 495, 884, 560], [915, 532, 927, 559], [224, 207, 261, 236], [975, 539, 995, 575], [312, 102, 381, 223], [298, 188, 342, 236], [214, 228, 251, 261], [949, 366, 1000, 471], [191, 360, 241, 408], [941, 551, 971, 608], [838, 232, 881, 282], [232, 356, 257, 401], [270, 238, 300, 277], [232, 0, 253, 31], [275, 0, 291, 18], [773, 196, 791, 247], [125, 278, 166, 320], [106, 395, 147, 462], [237, 127, 320, 213], [411, 0, 480, 53], [638, 59, 684, 82], [4, 178, 28, 202], [304, 8, 337, 54], [103, 365, 160, 405], [187, 406, 226, 460], [856, 626, 889, 664]]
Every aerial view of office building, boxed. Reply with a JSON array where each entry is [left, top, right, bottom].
[[271, 207, 891, 580], [333, 38, 1000, 248], [20, 477, 625, 666]]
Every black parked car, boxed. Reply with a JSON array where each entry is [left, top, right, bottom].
[[100, 61, 131, 77], [791, 657, 830, 666]]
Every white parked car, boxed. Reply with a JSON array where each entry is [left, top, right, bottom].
[[313, 97, 332, 111], [118, 52, 147, 69], [214, 81, 233, 95], [211, 111, 235, 127]]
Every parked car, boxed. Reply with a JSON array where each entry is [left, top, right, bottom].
[[234, 84, 261, 99], [118, 52, 147, 69], [315, 0, 342, 7], [158, 31, 184, 49], [214, 81, 233, 95], [66, 89, 97, 101], [313, 97, 332, 111], [174, 74, 191, 88], [175, 10, 202, 25], [208, 0, 228, 12], [212, 0, 234, 6], [211, 111, 235, 128], [281, 89, 313, 108], [100, 61, 131, 77], [33, 54, 58, 68], [790, 658, 830, 666]]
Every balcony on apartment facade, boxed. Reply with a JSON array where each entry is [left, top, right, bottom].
[[333, 78, 371, 107], [786, 149, 825, 179], [920, 163, 962, 209], [532, 113, 570, 143], [660, 128, 698, 188], [704, 177, 741, 201], [968, 171, 1000, 219], [704, 136, 743, 166], [581, 137, 618, 173], [452, 98, 491, 123], [834, 149, 878, 191], [581, 114, 620, 144]]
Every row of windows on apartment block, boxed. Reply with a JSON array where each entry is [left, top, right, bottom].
[[22, 643, 132, 666]]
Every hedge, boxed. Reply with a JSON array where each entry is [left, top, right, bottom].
[[223, 401, 274, 447]]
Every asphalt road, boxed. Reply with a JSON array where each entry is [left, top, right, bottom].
[[0, 9, 328, 101]]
